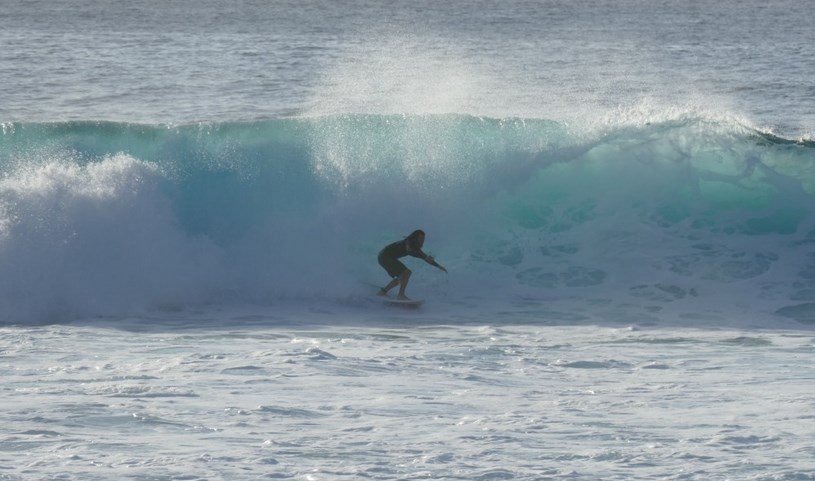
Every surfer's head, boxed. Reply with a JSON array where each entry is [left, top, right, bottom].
[[407, 229, 425, 248]]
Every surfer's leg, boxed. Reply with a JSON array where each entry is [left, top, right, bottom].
[[380, 277, 400, 295], [379, 257, 407, 296], [397, 269, 411, 300]]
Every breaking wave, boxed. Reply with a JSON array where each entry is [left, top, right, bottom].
[[1, 114, 813, 323]]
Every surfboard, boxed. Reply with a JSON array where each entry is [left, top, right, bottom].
[[384, 298, 424, 308]]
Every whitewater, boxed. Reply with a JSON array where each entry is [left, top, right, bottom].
[[2, 0, 815, 479]]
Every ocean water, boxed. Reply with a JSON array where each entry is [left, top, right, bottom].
[[1, 1, 815, 479]]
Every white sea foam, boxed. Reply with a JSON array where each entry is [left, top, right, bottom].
[[0, 154, 222, 322], [1, 319, 813, 480]]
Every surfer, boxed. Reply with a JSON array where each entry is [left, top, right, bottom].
[[377, 229, 447, 300]]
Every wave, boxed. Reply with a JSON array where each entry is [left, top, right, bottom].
[[1, 115, 814, 324]]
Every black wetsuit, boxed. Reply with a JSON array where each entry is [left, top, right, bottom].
[[378, 239, 427, 278]]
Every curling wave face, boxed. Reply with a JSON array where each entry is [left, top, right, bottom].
[[1, 115, 814, 324]]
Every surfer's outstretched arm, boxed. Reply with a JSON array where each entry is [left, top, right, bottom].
[[425, 255, 447, 273]]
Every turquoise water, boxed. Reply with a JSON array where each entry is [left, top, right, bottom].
[[1, 116, 813, 323]]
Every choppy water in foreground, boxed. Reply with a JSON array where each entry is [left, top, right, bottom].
[[3, 317, 814, 480]]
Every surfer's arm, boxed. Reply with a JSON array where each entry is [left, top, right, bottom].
[[408, 245, 448, 272], [425, 255, 447, 273]]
